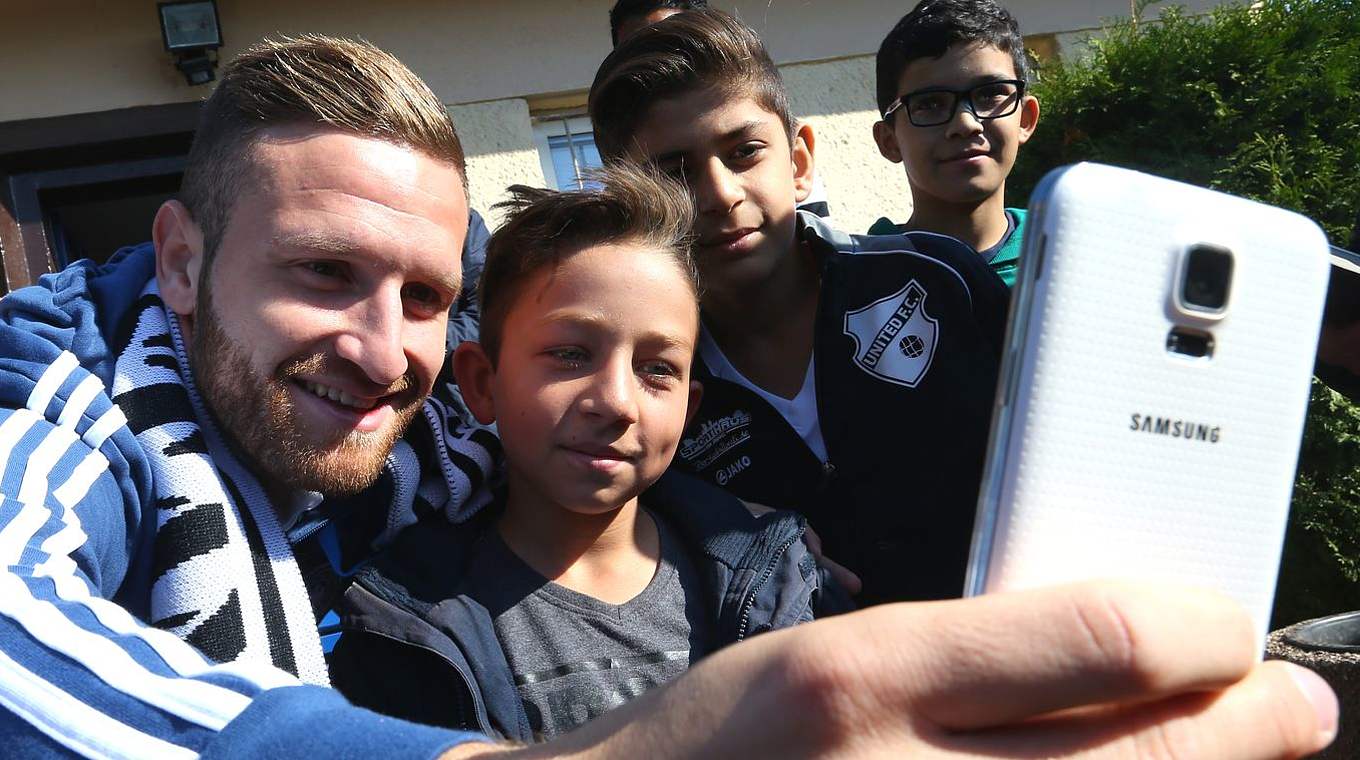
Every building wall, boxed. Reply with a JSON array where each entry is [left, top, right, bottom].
[[0, 0, 1224, 229], [448, 99, 544, 228], [783, 56, 910, 233]]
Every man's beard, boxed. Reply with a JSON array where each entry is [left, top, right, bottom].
[[189, 289, 426, 499]]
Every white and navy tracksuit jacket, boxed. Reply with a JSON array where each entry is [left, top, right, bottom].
[[672, 213, 1010, 606], [0, 245, 481, 757]]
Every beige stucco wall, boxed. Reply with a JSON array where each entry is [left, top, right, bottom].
[[448, 98, 545, 227], [0, 0, 1227, 125], [783, 56, 910, 234]]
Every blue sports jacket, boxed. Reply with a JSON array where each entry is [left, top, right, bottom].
[[0, 244, 478, 757]]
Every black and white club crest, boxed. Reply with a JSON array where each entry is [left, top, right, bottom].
[[843, 279, 939, 388]]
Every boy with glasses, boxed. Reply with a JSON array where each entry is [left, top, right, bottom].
[[870, 0, 1040, 286]]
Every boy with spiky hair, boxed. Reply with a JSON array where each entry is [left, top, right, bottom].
[[589, 9, 1010, 605], [609, 0, 709, 45], [869, 0, 1040, 286], [330, 164, 834, 742]]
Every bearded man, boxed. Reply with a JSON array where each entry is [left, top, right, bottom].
[[0, 34, 1336, 760]]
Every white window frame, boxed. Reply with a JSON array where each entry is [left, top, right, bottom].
[[532, 112, 600, 191]]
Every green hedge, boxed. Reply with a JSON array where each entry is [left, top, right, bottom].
[[1008, 0, 1360, 627]]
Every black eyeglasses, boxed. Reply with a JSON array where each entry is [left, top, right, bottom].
[[883, 79, 1026, 127]]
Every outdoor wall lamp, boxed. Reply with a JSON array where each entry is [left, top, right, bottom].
[[159, 1, 223, 86]]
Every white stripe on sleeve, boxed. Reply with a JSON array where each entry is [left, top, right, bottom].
[[0, 572, 252, 730], [82, 405, 128, 452], [26, 352, 80, 418], [0, 647, 196, 760], [56, 374, 106, 430], [51, 449, 111, 510], [18, 425, 79, 508]]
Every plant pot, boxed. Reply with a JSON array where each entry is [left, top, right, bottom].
[[1267, 612, 1360, 758]]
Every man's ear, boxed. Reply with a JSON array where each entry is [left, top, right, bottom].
[[452, 340, 499, 425], [153, 200, 205, 319], [683, 379, 704, 430], [872, 119, 904, 164], [1017, 94, 1040, 145], [791, 122, 816, 203]]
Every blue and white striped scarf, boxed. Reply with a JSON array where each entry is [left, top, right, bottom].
[[110, 279, 497, 685]]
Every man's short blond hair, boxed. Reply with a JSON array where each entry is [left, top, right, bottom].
[[179, 35, 467, 266]]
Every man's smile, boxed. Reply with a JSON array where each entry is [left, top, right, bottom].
[[297, 378, 380, 410], [288, 377, 406, 434]]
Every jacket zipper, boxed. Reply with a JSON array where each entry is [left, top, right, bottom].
[[421, 404, 456, 488], [813, 250, 838, 494], [352, 583, 496, 736], [734, 525, 805, 641]]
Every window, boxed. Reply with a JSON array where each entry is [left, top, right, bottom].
[[534, 114, 604, 191]]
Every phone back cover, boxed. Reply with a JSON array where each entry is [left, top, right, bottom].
[[970, 163, 1330, 642]]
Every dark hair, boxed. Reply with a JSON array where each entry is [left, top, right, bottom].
[[478, 164, 698, 362], [180, 35, 467, 271], [590, 8, 793, 160], [609, 0, 709, 45], [875, 0, 1031, 116]]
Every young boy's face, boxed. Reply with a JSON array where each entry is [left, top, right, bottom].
[[628, 89, 814, 296], [873, 42, 1039, 209], [457, 243, 701, 516]]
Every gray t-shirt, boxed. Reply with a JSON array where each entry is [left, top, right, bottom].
[[464, 511, 712, 741]]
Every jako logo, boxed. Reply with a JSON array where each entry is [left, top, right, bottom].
[[1129, 414, 1220, 443], [716, 455, 752, 486]]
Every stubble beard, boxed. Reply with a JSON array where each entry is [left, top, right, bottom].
[[189, 287, 426, 499]]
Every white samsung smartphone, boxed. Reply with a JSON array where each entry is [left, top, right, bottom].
[[964, 162, 1331, 643]]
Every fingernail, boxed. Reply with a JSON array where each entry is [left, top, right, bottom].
[[1286, 664, 1339, 748]]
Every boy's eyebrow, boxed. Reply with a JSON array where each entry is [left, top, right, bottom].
[[723, 119, 767, 140], [905, 73, 1020, 94], [646, 332, 696, 352], [539, 310, 696, 350], [651, 119, 768, 164]]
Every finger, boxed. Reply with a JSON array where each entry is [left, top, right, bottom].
[[818, 555, 863, 596], [797, 524, 863, 595], [935, 661, 1338, 760], [798, 582, 1259, 730]]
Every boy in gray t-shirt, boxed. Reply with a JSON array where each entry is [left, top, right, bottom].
[[330, 165, 841, 742]]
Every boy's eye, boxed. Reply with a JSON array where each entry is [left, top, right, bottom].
[[547, 347, 589, 367], [639, 360, 679, 379], [732, 142, 765, 163], [909, 93, 951, 115], [638, 359, 682, 388], [973, 83, 1017, 107]]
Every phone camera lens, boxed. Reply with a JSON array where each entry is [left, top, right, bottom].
[[1181, 245, 1234, 312]]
